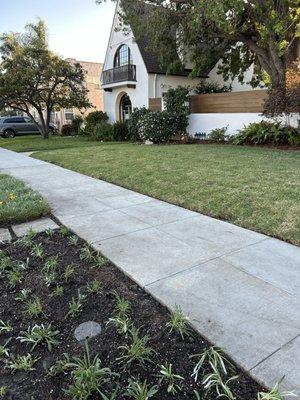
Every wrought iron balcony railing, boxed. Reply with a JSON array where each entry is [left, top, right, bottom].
[[101, 64, 137, 85]]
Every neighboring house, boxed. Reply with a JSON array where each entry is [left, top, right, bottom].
[[29, 59, 104, 131], [102, 2, 299, 134]]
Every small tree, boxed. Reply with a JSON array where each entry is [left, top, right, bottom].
[[0, 20, 90, 138]]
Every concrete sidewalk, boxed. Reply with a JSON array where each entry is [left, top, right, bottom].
[[1, 147, 299, 395]]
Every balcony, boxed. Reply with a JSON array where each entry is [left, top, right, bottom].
[[101, 65, 137, 89]]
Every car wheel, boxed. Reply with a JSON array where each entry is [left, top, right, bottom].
[[3, 129, 15, 138]]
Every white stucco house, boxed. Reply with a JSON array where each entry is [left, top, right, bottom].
[[101, 2, 299, 135]]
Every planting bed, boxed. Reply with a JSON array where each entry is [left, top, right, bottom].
[[0, 229, 267, 399]]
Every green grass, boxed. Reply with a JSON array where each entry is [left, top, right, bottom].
[[33, 143, 300, 245], [0, 135, 101, 153], [0, 174, 50, 226]]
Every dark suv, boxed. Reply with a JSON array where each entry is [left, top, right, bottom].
[[0, 116, 57, 138]]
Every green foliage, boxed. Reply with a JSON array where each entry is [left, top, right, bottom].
[[107, 315, 132, 336], [0, 320, 13, 334], [87, 279, 102, 294], [208, 126, 228, 142], [166, 305, 191, 339], [124, 378, 158, 400], [51, 285, 64, 297], [195, 81, 232, 94], [8, 353, 39, 372], [30, 243, 45, 259], [85, 111, 108, 129], [72, 115, 84, 136], [67, 290, 86, 318], [118, 328, 154, 366], [113, 292, 131, 317], [59, 226, 70, 236], [48, 353, 71, 376], [0, 20, 90, 138], [202, 363, 238, 400], [18, 324, 60, 351], [191, 346, 233, 382], [68, 235, 79, 246], [94, 253, 109, 268], [90, 121, 114, 142], [157, 363, 184, 395], [257, 380, 296, 399], [24, 296, 43, 318], [163, 86, 190, 134], [64, 342, 113, 400], [128, 107, 150, 140], [112, 120, 129, 141], [79, 245, 95, 262], [15, 288, 31, 302], [0, 387, 7, 397], [63, 264, 77, 282], [232, 121, 300, 146], [0, 340, 10, 358], [61, 124, 74, 136], [138, 111, 181, 143]]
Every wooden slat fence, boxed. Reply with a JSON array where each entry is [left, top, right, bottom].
[[190, 90, 267, 113]]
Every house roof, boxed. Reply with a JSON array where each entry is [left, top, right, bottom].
[[122, 2, 207, 77]]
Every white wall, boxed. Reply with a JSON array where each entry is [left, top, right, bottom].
[[148, 74, 203, 99], [102, 3, 149, 122], [188, 113, 300, 136]]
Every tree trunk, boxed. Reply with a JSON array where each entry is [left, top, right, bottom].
[[37, 110, 49, 139]]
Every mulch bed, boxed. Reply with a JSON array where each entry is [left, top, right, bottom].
[[0, 230, 265, 399]]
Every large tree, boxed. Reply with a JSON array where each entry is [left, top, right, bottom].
[[117, 0, 300, 115], [0, 20, 90, 138]]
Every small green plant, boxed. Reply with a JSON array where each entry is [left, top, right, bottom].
[[48, 353, 71, 376], [157, 363, 184, 395], [0, 254, 12, 275], [64, 342, 113, 399], [166, 305, 191, 339], [87, 279, 102, 294], [191, 346, 233, 382], [7, 268, 23, 288], [15, 228, 36, 248], [113, 292, 131, 317], [44, 227, 54, 237], [124, 378, 158, 400], [107, 315, 132, 336], [44, 270, 58, 287], [15, 288, 31, 302], [25, 296, 43, 318], [68, 235, 79, 246], [8, 353, 39, 372], [31, 243, 44, 259], [18, 324, 60, 351], [208, 126, 228, 142], [63, 264, 77, 282], [257, 380, 296, 399], [118, 328, 154, 367], [0, 340, 11, 358], [202, 363, 238, 400], [43, 255, 59, 273], [0, 320, 13, 334], [79, 245, 95, 262], [52, 285, 64, 297], [67, 290, 86, 318], [0, 387, 7, 397], [59, 226, 70, 236], [94, 253, 108, 268]]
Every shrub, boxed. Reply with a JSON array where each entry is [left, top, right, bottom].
[[138, 111, 180, 144], [112, 120, 129, 141], [164, 86, 190, 135], [128, 107, 150, 140], [232, 121, 300, 146], [84, 111, 109, 136], [90, 121, 114, 142], [61, 124, 74, 136], [71, 115, 84, 135], [195, 80, 231, 94], [208, 126, 228, 142]]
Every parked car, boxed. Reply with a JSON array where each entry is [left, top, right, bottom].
[[0, 116, 57, 138]]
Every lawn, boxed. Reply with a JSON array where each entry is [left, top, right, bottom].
[[33, 143, 300, 245], [0, 135, 101, 153], [0, 174, 50, 226]]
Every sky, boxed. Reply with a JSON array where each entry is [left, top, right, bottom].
[[0, 0, 116, 63]]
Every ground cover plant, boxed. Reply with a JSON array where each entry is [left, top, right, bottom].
[[0, 175, 50, 226], [0, 227, 277, 399], [33, 143, 300, 245]]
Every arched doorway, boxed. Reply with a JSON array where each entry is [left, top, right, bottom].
[[119, 94, 132, 121]]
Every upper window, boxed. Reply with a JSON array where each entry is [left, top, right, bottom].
[[114, 45, 132, 68], [4, 117, 25, 123]]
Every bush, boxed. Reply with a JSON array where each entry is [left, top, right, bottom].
[[71, 116, 84, 135], [232, 121, 300, 146], [138, 111, 180, 144], [195, 81, 231, 94], [84, 111, 109, 136], [112, 121, 129, 141], [164, 86, 190, 135], [208, 126, 228, 142], [61, 124, 74, 136], [90, 121, 114, 142], [128, 107, 150, 140]]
